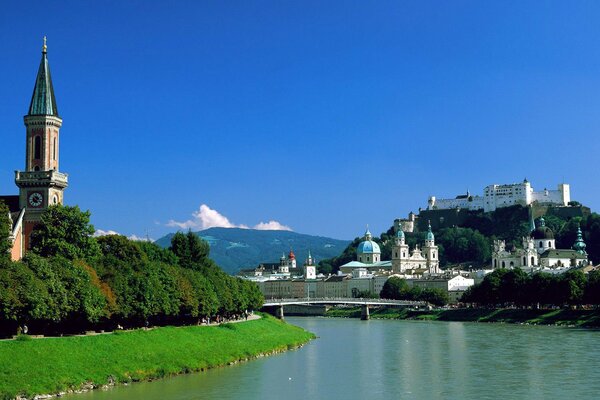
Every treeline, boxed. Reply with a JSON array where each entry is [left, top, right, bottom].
[[0, 204, 263, 337], [461, 268, 600, 306], [380, 276, 449, 306]]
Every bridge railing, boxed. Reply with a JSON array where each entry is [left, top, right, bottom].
[[263, 297, 425, 306]]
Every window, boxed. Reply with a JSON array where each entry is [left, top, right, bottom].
[[523, 257, 526, 265], [502, 261, 506, 268], [531, 256, 535, 265], [53, 137, 57, 160], [34, 136, 41, 160], [548, 241, 552, 248], [539, 241, 543, 248]]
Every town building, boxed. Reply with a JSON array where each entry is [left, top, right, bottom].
[[1, 39, 68, 261], [408, 274, 475, 304], [428, 179, 570, 213]]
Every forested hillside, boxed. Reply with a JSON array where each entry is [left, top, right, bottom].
[[319, 205, 600, 273]]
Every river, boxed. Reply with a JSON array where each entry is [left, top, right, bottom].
[[71, 317, 600, 399]]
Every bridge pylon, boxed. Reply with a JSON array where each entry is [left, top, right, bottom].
[[275, 305, 285, 320], [361, 304, 370, 320]]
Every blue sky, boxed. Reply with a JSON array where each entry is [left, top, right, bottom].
[[2, 1, 600, 240]]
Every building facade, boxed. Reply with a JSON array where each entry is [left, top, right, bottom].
[[428, 179, 570, 213]]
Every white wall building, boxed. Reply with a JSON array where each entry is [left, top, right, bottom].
[[428, 179, 570, 213]]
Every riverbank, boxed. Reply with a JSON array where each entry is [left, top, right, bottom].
[[0, 314, 315, 400], [325, 306, 600, 327]]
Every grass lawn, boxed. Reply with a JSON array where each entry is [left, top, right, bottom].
[[0, 315, 315, 400]]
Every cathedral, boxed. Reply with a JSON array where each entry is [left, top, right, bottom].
[[1, 39, 68, 260], [391, 222, 441, 275]]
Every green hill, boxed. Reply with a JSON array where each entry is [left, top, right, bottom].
[[155, 228, 350, 274]]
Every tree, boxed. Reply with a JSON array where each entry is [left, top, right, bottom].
[[380, 277, 411, 300], [419, 288, 448, 306], [170, 230, 211, 270], [0, 201, 11, 259], [30, 205, 100, 261]]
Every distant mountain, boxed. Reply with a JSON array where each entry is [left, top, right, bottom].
[[154, 228, 350, 275]]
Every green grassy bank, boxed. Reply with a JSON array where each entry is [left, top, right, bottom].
[[0, 315, 315, 400], [326, 306, 600, 327]]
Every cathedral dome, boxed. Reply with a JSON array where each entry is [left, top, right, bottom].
[[531, 217, 554, 240], [357, 240, 381, 255]]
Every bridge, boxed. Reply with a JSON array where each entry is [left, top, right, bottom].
[[262, 298, 425, 320]]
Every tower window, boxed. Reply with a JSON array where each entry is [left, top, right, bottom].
[[53, 137, 57, 160], [34, 136, 41, 160]]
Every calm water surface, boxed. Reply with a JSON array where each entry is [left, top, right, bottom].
[[72, 318, 600, 400]]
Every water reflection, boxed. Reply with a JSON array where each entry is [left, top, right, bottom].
[[71, 318, 600, 400]]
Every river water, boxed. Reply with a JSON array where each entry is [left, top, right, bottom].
[[72, 317, 600, 400]]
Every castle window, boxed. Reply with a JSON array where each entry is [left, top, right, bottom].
[[523, 257, 526, 265], [531, 256, 535, 265], [34, 136, 41, 160], [539, 241, 543, 248], [502, 261, 506, 268], [494, 259, 497, 268], [395, 252, 398, 258], [548, 241, 552, 248]]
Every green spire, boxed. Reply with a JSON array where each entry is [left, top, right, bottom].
[[28, 36, 59, 116], [573, 225, 587, 255], [426, 220, 434, 241]]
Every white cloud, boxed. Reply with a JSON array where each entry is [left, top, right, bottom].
[[166, 204, 292, 232], [128, 234, 153, 242], [254, 220, 292, 231], [94, 229, 120, 237]]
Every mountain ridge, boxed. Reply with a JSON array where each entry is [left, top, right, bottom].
[[155, 227, 351, 274]]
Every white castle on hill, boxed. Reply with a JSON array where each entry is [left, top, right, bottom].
[[427, 179, 570, 213]]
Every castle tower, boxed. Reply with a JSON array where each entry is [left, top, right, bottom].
[[15, 38, 68, 249], [392, 229, 410, 273], [422, 221, 440, 274], [303, 251, 316, 280]]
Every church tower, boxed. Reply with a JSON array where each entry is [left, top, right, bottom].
[[392, 229, 410, 273], [303, 251, 316, 280], [422, 221, 440, 274], [15, 38, 68, 248]]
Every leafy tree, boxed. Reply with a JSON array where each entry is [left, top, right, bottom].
[[419, 288, 448, 306], [380, 277, 411, 300], [170, 230, 211, 270], [30, 205, 100, 261], [0, 201, 11, 259]]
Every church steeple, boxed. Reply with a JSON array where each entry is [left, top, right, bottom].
[[28, 37, 59, 117]]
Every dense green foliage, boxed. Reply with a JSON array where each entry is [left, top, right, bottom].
[[0, 206, 264, 336], [0, 201, 10, 259], [156, 227, 350, 274], [30, 205, 101, 260], [461, 268, 600, 306], [0, 315, 314, 400], [380, 277, 449, 306]]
